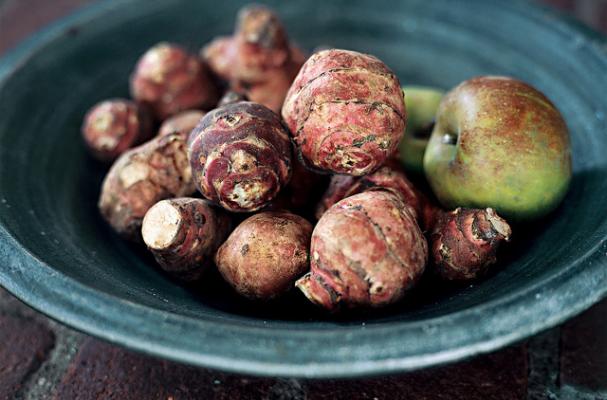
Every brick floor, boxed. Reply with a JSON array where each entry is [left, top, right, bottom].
[[0, 314, 55, 400]]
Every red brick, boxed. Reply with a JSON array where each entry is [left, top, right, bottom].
[[0, 314, 55, 400], [560, 298, 607, 391], [306, 346, 528, 400], [53, 338, 279, 400]]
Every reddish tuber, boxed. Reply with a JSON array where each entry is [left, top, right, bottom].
[[202, 5, 304, 113], [282, 49, 406, 176], [429, 207, 511, 281], [98, 131, 195, 241], [130, 43, 219, 120], [188, 101, 292, 212], [215, 211, 313, 299], [297, 191, 427, 311], [82, 99, 153, 162], [315, 162, 424, 222], [142, 197, 231, 282], [157, 110, 206, 137]]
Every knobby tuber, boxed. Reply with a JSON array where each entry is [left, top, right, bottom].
[[297, 191, 427, 311], [282, 49, 406, 176], [142, 198, 231, 282], [130, 43, 219, 119], [315, 162, 424, 223], [202, 5, 304, 113], [215, 211, 313, 299], [98, 132, 195, 241], [188, 101, 292, 212], [158, 110, 206, 137], [314, 163, 512, 281], [82, 99, 153, 162], [430, 207, 512, 281]]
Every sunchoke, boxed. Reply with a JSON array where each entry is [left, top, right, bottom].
[[202, 5, 304, 113], [297, 191, 427, 311], [130, 43, 219, 119], [98, 132, 195, 241], [158, 110, 205, 137], [282, 49, 406, 176], [81, 99, 153, 162], [429, 207, 511, 281], [141, 198, 231, 282], [188, 101, 292, 212], [215, 211, 312, 299]]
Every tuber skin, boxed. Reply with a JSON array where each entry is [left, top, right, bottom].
[[98, 131, 195, 241], [130, 43, 219, 120], [142, 197, 231, 282], [158, 110, 206, 137], [215, 211, 313, 299], [429, 207, 511, 281], [217, 90, 249, 107], [188, 101, 292, 212], [297, 191, 427, 311], [82, 99, 153, 162], [314, 163, 513, 281], [315, 161, 424, 223], [202, 5, 304, 113], [282, 49, 406, 176]]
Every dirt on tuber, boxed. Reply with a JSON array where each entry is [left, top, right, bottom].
[[282, 49, 406, 176], [82, 99, 153, 162], [158, 110, 206, 137], [202, 5, 305, 113], [142, 197, 231, 282], [98, 131, 195, 241], [130, 42, 219, 120], [188, 101, 292, 212], [297, 191, 427, 311], [215, 211, 313, 299]]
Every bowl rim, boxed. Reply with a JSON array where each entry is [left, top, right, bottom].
[[1, 0, 606, 378]]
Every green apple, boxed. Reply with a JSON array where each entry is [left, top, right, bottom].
[[423, 76, 572, 221], [398, 86, 444, 175]]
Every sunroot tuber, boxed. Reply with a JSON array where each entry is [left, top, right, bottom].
[[297, 191, 427, 311], [82, 99, 153, 162], [98, 132, 195, 241], [188, 101, 292, 212], [142, 198, 231, 282], [158, 110, 205, 137], [130, 43, 219, 119], [202, 5, 304, 113], [215, 211, 313, 299], [429, 207, 511, 281], [282, 49, 406, 176], [315, 162, 423, 222]]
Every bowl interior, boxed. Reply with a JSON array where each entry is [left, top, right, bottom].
[[0, 0, 606, 376]]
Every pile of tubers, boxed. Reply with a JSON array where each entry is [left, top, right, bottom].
[[84, 5, 571, 312]]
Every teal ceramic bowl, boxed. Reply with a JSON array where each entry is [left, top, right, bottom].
[[0, 0, 606, 378]]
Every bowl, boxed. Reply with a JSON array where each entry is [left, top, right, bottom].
[[0, 0, 606, 378]]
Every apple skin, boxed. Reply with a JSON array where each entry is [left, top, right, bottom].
[[423, 76, 572, 221], [398, 86, 444, 175]]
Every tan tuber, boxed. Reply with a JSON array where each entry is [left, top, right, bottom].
[[215, 211, 313, 299], [98, 132, 195, 241], [142, 198, 231, 282], [157, 110, 206, 137]]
